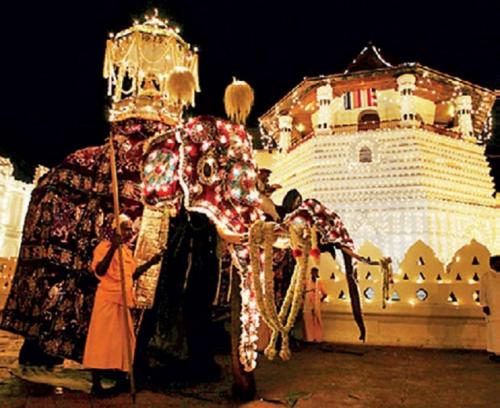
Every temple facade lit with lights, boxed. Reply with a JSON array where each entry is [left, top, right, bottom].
[[258, 45, 498, 265], [0, 157, 47, 258]]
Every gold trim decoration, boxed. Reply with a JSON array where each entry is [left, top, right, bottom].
[[133, 206, 170, 308], [196, 151, 219, 186]]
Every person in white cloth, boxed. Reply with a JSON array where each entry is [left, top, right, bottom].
[[480, 255, 500, 362]]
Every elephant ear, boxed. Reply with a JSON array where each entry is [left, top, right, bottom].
[[224, 77, 254, 125]]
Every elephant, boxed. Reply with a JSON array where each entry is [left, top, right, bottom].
[[282, 196, 370, 342], [0, 114, 369, 400], [0, 115, 264, 399]]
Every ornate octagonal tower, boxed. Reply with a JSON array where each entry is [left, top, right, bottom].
[[258, 44, 498, 264]]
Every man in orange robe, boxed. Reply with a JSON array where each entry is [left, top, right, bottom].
[[83, 215, 161, 395], [303, 267, 328, 342]]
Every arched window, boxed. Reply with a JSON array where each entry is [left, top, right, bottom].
[[358, 110, 380, 131], [359, 146, 372, 163]]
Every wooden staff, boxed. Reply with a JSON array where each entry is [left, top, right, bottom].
[[108, 136, 136, 403]]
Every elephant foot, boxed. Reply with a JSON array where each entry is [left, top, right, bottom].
[[232, 378, 256, 402], [18, 339, 63, 368], [187, 358, 222, 382]]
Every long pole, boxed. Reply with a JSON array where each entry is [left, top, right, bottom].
[[108, 136, 136, 403]]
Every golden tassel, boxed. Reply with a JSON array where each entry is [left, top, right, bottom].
[[165, 67, 197, 107], [224, 77, 254, 125]]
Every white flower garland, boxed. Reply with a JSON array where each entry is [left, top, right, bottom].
[[249, 220, 311, 361]]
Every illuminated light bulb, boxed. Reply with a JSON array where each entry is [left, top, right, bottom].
[[248, 191, 259, 202]]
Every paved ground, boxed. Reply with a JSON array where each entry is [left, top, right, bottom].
[[0, 330, 498, 407]]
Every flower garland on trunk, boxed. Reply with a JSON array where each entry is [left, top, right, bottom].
[[227, 245, 260, 372], [249, 220, 311, 361]]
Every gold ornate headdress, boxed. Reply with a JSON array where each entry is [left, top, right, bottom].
[[104, 9, 200, 123]]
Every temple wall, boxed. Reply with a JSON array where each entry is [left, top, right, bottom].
[[0, 257, 16, 310], [261, 129, 497, 264], [258, 126, 497, 349], [0, 159, 34, 258], [319, 240, 490, 349]]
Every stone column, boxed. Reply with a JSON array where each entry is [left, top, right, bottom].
[[316, 84, 333, 135], [455, 95, 474, 141], [397, 74, 417, 127], [278, 115, 293, 152]]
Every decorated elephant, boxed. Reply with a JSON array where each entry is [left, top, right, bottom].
[[0, 11, 372, 401], [0, 113, 265, 396], [0, 11, 263, 398]]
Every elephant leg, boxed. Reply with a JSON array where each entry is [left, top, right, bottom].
[[18, 338, 63, 367], [341, 250, 366, 341], [230, 270, 256, 401]]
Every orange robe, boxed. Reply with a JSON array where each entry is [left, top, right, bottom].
[[83, 240, 137, 372], [303, 278, 327, 342]]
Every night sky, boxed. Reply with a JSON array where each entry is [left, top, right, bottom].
[[1, 0, 498, 181]]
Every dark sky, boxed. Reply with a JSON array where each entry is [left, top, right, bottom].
[[1, 0, 499, 176]]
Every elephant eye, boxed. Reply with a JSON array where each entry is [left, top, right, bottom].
[[203, 163, 212, 177], [197, 153, 218, 186]]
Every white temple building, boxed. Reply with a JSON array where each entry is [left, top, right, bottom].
[[257, 45, 498, 349], [258, 45, 498, 265], [0, 156, 47, 258]]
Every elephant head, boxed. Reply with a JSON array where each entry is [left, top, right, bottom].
[[141, 116, 261, 234]]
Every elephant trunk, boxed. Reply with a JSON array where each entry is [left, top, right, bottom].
[[230, 270, 256, 401], [342, 250, 366, 341]]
